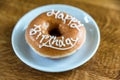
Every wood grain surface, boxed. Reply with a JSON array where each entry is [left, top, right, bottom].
[[0, 0, 120, 80]]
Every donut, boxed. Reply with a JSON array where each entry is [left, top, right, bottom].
[[25, 10, 86, 58]]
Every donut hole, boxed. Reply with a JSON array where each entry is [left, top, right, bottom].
[[48, 23, 62, 37], [49, 27, 62, 37]]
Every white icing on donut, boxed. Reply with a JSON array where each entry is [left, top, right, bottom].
[[29, 24, 41, 36], [46, 9, 84, 32], [29, 9, 85, 50], [57, 36, 66, 47], [46, 9, 54, 16], [43, 22, 49, 29], [38, 35, 78, 50], [29, 24, 79, 50], [57, 13, 64, 20], [36, 32, 41, 40], [63, 14, 73, 24]]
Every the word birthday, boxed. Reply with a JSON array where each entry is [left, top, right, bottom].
[[29, 24, 79, 50]]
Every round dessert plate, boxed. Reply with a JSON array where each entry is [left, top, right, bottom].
[[12, 4, 100, 72]]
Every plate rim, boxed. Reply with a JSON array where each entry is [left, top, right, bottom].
[[11, 4, 100, 72]]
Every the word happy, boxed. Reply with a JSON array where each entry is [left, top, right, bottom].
[[46, 9, 84, 32]]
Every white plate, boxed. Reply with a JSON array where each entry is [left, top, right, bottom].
[[12, 4, 100, 72]]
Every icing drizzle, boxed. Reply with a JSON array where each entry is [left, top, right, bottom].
[[28, 10, 85, 50], [47, 9, 84, 32], [29, 24, 79, 50]]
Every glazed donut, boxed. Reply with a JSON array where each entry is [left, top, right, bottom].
[[25, 10, 86, 58]]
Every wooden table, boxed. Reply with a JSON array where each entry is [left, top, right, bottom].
[[0, 0, 120, 80]]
